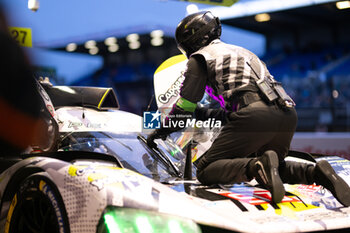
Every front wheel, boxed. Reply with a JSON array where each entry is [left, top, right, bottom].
[[5, 172, 70, 233]]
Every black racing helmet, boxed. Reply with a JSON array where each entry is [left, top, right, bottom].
[[175, 11, 221, 57]]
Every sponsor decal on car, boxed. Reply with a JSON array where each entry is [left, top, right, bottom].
[[213, 189, 301, 205], [39, 180, 65, 232], [67, 165, 144, 191], [208, 187, 319, 217], [67, 121, 104, 129], [158, 75, 185, 104]]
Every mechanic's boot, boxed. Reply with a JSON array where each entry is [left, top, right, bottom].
[[314, 160, 350, 207], [250, 150, 285, 203]]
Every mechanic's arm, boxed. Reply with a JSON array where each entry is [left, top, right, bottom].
[[147, 55, 207, 147]]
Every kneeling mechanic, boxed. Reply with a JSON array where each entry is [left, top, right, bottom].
[[147, 11, 350, 205]]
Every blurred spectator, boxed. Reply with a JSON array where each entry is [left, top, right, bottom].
[[0, 6, 48, 155]]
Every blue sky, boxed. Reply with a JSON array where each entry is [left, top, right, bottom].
[[4, 0, 189, 47], [3, 0, 265, 83]]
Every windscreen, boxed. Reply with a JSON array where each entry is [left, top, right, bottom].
[[58, 132, 183, 182]]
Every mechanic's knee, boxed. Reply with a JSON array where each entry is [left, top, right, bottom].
[[196, 170, 205, 184], [195, 156, 209, 172], [196, 157, 217, 185], [197, 168, 215, 185]]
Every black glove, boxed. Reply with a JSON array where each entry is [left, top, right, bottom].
[[194, 103, 210, 121], [147, 104, 192, 149], [146, 129, 168, 149], [194, 103, 227, 125]]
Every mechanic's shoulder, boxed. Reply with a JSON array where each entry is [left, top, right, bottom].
[[187, 54, 206, 72], [189, 53, 205, 63]]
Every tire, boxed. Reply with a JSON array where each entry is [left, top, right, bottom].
[[5, 172, 70, 233]]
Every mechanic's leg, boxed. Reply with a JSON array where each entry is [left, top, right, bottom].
[[197, 101, 289, 202], [196, 128, 269, 185], [255, 107, 327, 186], [197, 158, 253, 185], [279, 160, 314, 184], [197, 102, 280, 171], [246, 105, 297, 203], [260, 130, 312, 185], [196, 110, 277, 185], [279, 157, 350, 207], [255, 107, 305, 185], [257, 107, 298, 162]]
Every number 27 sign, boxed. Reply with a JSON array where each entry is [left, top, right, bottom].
[[8, 27, 32, 47]]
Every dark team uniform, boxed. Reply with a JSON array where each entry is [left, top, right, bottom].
[[179, 39, 313, 185]]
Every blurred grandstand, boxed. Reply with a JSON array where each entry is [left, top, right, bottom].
[[49, 0, 350, 132], [220, 0, 350, 132]]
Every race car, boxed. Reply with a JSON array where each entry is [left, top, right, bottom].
[[0, 84, 208, 233], [1, 83, 350, 233]]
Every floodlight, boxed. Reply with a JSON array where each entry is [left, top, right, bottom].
[[28, 0, 39, 12]]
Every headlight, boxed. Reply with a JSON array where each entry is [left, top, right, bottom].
[[97, 206, 202, 233]]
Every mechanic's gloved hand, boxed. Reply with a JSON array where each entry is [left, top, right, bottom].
[[146, 130, 168, 149], [194, 103, 209, 121], [195, 103, 227, 125]]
